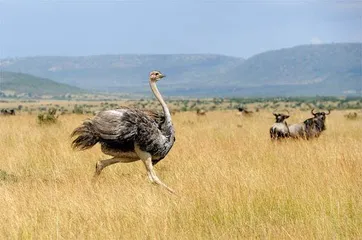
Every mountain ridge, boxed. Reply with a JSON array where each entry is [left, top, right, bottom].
[[0, 43, 361, 97]]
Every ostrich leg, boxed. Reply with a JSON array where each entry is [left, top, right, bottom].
[[141, 156, 175, 193], [135, 146, 175, 193], [94, 157, 139, 177]]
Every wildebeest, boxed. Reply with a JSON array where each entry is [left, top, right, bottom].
[[170, 109, 180, 116], [196, 109, 207, 116], [289, 109, 330, 139], [236, 107, 253, 117], [270, 112, 290, 140], [1, 109, 15, 116]]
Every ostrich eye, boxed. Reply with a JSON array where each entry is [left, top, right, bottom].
[[155, 73, 159, 75]]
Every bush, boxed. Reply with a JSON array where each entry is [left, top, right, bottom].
[[344, 112, 358, 120], [37, 108, 59, 124], [0, 169, 18, 183], [72, 104, 84, 114]]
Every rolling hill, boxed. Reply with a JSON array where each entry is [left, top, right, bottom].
[[0, 43, 360, 97], [218, 43, 361, 96], [0, 71, 83, 96], [0, 55, 243, 94]]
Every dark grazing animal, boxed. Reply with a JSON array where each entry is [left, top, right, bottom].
[[238, 107, 253, 114], [170, 109, 180, 115], [289, 109, 330, 139], [270, 113, 290, 140], [71, 70, 176, 193], [237, 107, 253, 117], [1, 109, 15, 116], [0, 109, 8, 115], [196, 109, 206, 116]]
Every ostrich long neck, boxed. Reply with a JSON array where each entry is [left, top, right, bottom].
[[150, 80, 172, 128]]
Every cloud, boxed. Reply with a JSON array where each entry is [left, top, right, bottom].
[[311, 37, 322, 44]]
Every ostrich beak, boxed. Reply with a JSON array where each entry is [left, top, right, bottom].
[[160, 74, 166, 78]]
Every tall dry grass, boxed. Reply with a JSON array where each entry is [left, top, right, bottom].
[[0, 110, 361, 239]]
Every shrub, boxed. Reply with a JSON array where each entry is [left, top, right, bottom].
[[344, 112, 358, 120], [72, 104, 84, 114], [0, 169, 18, 183], [37, 108, 59, 124]]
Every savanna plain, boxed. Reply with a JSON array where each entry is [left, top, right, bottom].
[[0, 107, 361, 239]]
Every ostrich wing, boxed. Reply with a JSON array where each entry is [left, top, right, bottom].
[[91, 108, 170, 156], [141, 109, 165, 127], [92, 108, 159, 139], [115, 106, 165, 126]]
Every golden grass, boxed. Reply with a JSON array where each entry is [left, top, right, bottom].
[[0, 110, 361, 239]]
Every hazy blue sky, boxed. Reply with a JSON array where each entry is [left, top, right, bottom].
[[0, 0, 361, 58]]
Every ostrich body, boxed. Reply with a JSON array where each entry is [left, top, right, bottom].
[[71, 71, 175, 193]]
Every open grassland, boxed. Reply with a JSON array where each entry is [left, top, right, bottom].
[[1, 97, 362, 116], [0, 109, 361, 239]]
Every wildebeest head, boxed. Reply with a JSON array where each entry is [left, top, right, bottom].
[[303, 109, 331, 133], [273, 113, 289, 123], [311, 109, 331, 121]]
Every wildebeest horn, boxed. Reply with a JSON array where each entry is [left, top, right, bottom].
[[325, 109, 331, 115], [311, 108, 316, 115]]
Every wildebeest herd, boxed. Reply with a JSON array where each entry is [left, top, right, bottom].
[[270, 109, 331, 140], [0, 109, 16, 116]]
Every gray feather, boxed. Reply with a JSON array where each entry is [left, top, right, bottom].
[[71, 107, 175, 162], [71, 119, 100, 150]]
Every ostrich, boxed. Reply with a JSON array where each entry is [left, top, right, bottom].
[[71, 70, 176, 193]]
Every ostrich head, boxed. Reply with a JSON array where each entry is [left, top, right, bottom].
[[149, 70, 166, 82]]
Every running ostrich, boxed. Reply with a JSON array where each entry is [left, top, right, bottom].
[[71, 70, 176, 193]]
